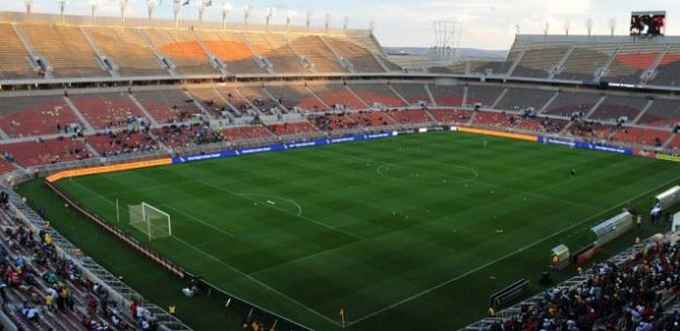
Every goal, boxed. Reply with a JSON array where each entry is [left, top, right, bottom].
[[128, 202, 172, 240]]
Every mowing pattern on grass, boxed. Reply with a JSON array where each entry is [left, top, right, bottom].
[[54, 132, 680, 330]]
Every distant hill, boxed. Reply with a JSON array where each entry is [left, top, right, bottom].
[[385, 47, 507, 61]]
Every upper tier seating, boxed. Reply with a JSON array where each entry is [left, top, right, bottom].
[[309, 84, 366, 110], [344, 32, 401, 71], [495, 88, 555, 112], [194, 31, 265, 75], [470, 51, 522, 75], [605, 45, 663, 84], [387, 110, 432, 125], [21, 24, 107, 78], [542, 91, 600, 117], [187, 87, 235, 117], [0, 96, 80, 138], [70, 93, 147, 129], [555, 46, 615, 81], [266, 85, 325, 112], [86, 27, 166, 77], [637, 98, 680, 127], [222, 126, 274, 141], [324, 37, 385, 73], [237, 87, 281, 115], [0, 23, 37, 80], [144, 29, 215, 75], [648, 48, 680, 87], [0, 138, 90, 167], [349, 84, 406, 108], [588, 95, 648, 122], [429, 85, 465, 107], [86, 130, 159, 156], [512, 46, 571, 78], [391, 83, 432, 106], [267, 122, 319, 137], [611, 127, 672, 147], [429, 109, 471, 124], [135, 90, 203, 123], [289, 35, 346, 73], [263, 33, 309, 74], [466, 86, 505, 108]]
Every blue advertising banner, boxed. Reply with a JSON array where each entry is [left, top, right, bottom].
[[172, 131, 399, 165], [540, 136, 633, 155]]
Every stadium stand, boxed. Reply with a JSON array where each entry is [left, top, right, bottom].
[[264, 33, 309, 74], [611, 127, 672, 147], [648, 47, 680, 87], [387, 109, 432, 125], [391, 83, 432, 106], [194, 30, 266, 75], [588, 94, 649, 122], [86, 130, 159, 156], [604, 45, 664, 84], [144, 28, 216, 76], [555, 45, 615, 81], [85, 27, 167, 77], [222, 125, 274, 142], [567, 121, 618, 140], [70, 92, 148, 129], [135, 89, 203, 123], [470, 50, 522, 75], [466, 85, 505, 108], [429, 108, 472, 124], [153, 123, 224, 150], [0, 158, 15, 175], [267, 121, 319, 137], [311, 111, 395, 132], [495, 87, 555, 112], [349, 83, 406, 108], [309, 84, 366, 110], [0, 138, 90, 167], [188, 86, 237, 118], [289, 35, 346, 73], [471, 111, 516, 129], [237, 86, 282, 115], [512, 46, 571, 78], [0, 95, 81, 138], [324, 36, 386, 73], [638, 98, 680, 128], [266, 84, 326, 112], [542, 91, 600, 117], [344, 31, 401, 71], [0, 23, 37, 80], [20, 24, 107, 78], [429, 85, 465, 107]]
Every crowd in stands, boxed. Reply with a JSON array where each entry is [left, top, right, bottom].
[[486, 237, 680, 331], [154, 122, 225, 149], [0, 198, 165, 330]]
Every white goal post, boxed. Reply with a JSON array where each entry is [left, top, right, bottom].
[[128, 202, 172, 241]]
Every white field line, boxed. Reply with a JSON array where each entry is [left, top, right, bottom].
[[345, 174, 680, 327], [189, 177, 364, 240], [160, 204, 235, 238], [170, 236, 345, 328], [66, 180, 343, 327]]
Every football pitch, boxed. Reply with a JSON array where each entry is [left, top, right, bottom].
[[48, 132, 680, 330]]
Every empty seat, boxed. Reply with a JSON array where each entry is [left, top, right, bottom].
[[495, 88, 555, 112], [309, 84, 365, 110], [0, 23, 37, 79], [588, 95, 648, 122], [70, 93, 147, 129], [136, 90, 203, 123], [324, 37, 385, 73], [289, 35, 346, 73], [637, 99, 680, 128], [0, 96, 80, 137], [87, 27, 166, 77], [350, 84, 405, 108], [195, 31, 265, 75]]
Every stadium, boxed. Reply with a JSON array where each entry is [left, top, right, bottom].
[[0, 1, 679, 330]]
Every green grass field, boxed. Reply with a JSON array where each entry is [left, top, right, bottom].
[[32, 132, 680, 330]]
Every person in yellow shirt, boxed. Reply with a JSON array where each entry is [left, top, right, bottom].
[[168, 305, 176, 316]]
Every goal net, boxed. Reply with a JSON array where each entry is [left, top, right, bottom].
[[129, 202, 172, 240]]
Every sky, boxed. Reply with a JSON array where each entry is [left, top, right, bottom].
[[4, 0, 680, 50]]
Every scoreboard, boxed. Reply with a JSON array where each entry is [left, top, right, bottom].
[[630, 11, 666, 37]]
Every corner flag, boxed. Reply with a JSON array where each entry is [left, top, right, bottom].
[[340, 307, 346, 327]]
